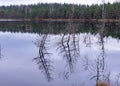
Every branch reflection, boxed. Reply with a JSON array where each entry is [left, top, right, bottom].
[[31, 21, 120, 86], [33, 34, 53, 81], [81, 22, 112, 86], [57, 23, 80, 79]]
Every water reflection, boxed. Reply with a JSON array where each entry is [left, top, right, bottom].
[[0, 21, 119, 38], [33, 34, 53, 81], [81, 22, 108, 86], [58, 23, 80, 79], [57, 33, 80, 79], [0, 45, 2, 58], [31, 22, 120, 86], [0, 22, 120, 86]]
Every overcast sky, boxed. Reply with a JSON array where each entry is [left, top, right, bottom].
[[0, 0, 118, 6]]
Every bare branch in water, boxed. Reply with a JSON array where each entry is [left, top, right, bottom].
[[33, 34, 53, 81], [57, 22, 80, 80]]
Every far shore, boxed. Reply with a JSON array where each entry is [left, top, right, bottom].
[[0, 18, 120, 22], [0, 19, 31, 22]]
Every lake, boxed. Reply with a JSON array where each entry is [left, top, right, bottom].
[[0, 21, 120, 86]]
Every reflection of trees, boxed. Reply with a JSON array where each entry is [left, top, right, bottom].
[[83, 33, 92, 47], [57, 23, 80, 79], [33, 34, 53, 81], [31, 20, 120, 85], [98, 23, 106, 71], [90, 4, 107, 84], [92, 23, 107, 86], [82, 22, 109, 86]]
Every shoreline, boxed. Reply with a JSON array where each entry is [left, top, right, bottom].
[[0, 19, 31, 22], [0, 18, 120, 22]]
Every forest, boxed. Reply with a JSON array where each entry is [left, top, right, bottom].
[[0, 2, 120, 20]]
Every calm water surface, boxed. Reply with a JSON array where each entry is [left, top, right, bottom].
[[0, 22, 120, 86]]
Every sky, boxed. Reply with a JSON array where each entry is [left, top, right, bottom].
[[0, 0, 119, 6]]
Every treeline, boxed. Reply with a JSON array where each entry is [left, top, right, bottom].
[[0, 2, 120, 19]]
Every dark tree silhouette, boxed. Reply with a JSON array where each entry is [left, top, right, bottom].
[[33, 34, 53, 81]]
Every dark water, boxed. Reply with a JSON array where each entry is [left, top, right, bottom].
[[0, 22, 120, 86]]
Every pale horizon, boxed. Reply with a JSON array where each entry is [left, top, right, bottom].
[[0, 0, 119, 6]]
